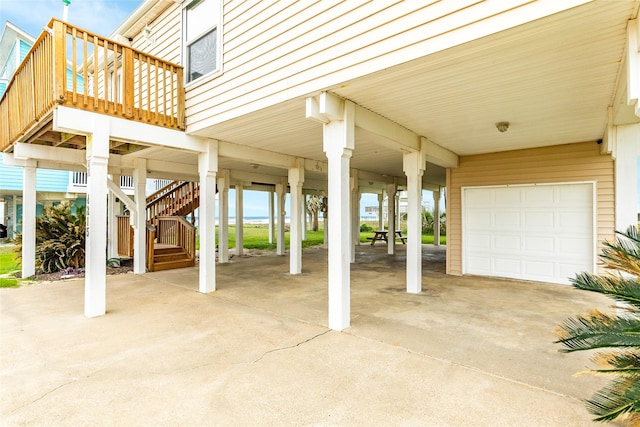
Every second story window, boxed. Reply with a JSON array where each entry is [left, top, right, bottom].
[[184, 0, 219, 83]]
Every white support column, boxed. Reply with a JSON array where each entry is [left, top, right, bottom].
[[301, 193, 308, 241], [403, 150, 426, 294], [433, 188, 441, 247], [198, 141, 218, 293], [235, 184, 244, 256], [85, 117, 110, 317], [132, 160, 147, 274], [377, 193, 384, 231], [276, 181, 286, 256], [217, 170, 230, 263], [350, 170, 360, 262], [107, 174, 121, 259], [11, 197, 18, 237], [323, 100, 354, 331], [268, 189, 275, 244], [288, 160, 305, 274], [21, 162, 37, 279], [323, 198, 328, 248], [614, 124, 640, 231], [386, 183, 397, 255]]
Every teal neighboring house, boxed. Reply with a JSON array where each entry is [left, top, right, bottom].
[[0, 22, 87, 237]]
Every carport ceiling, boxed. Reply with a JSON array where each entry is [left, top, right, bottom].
[[194, 1, 638, 180]]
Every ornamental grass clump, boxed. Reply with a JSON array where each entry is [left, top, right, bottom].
[[15, 202, 85, 274], [556, 226, 640, 424]]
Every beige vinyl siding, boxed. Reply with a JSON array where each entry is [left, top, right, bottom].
[[131, 3, 181, 64], [446, 141, 615, 276], [185, 0, 588, 132]]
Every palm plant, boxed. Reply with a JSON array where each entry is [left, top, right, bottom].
[[14, 202, 86, 274], [556, 225, 640, 423]]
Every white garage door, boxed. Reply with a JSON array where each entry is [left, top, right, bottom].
[[463, 183, 595, 284]]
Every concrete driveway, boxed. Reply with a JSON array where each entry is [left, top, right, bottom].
[[1, 245, 616, 426]]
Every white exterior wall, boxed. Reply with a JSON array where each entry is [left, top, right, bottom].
[[184, 0, 589, 131]]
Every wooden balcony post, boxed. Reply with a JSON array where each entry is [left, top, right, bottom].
[[177, 68, 185, 129], [123, 47, 134, 118], [52, 20, 66, 104]]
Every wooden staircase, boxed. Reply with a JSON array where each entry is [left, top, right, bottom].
[[117, 180, 199, 272]]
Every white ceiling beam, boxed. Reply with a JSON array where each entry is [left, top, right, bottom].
[[354, 104, 420, 152], [319, 91, 344, 121], [421, 137, 459, 168], [219, 140, 293, 169], [230, 170, 284, 186], [13, 142, 85, 165]]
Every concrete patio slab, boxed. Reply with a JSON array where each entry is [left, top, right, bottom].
[[1, 245, 617, 426]]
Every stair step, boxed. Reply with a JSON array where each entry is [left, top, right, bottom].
[[154, 245, 183, 255], [152, 259, 195, 271], [154, 252, 191, 263]]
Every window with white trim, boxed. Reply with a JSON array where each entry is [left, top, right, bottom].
[[184, 0, 219, 83]]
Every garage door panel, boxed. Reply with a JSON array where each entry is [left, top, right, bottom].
[[524, 236, 555, 252], [467, 256, 492, 274], [494, 258, 523, 276], [524, 186, 555, 205], [524, 260, 555, 278], [559, 184, 593, 205], [559, 211, 592, 230], [494, 235, 520, 251], [467, 211, 493, 229], [559, 237, 591, 256], [464, 183, 594, 285], [495, 211, 521, 228], [524, 211, 555, 228], [467, 233, 492, 250], [494, 188, 521, 206]]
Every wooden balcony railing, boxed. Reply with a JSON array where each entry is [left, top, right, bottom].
[[0, 18, 185, 152]]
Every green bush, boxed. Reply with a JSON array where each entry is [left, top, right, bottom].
[[360, 223, 374, 232], [556, 226, 640, 423], [15, 202, 86, 274]]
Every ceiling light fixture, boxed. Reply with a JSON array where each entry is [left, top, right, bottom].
[[495, 121, 510, 133]]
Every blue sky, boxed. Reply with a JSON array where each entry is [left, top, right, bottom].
[[0, 0, 141, 38]]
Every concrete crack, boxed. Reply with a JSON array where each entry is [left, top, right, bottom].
[[253, 330, 330, 363], [11, 378, 78, 414]]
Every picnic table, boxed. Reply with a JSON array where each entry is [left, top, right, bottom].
[[369, 230, 407, 245]]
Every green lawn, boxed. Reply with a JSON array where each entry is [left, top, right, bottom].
[[0, 245, 21, 288], [196, 224, 445, 249]]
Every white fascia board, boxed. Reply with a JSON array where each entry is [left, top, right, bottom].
[[53, 106, 208, 153], [229, 170, 284, 186], [421, 137, 459, 168], [354, 104, 420, 152], [13, 142, 86, 165], [147, 159, 199, 179], [3, 153, 87, 172], [304, 158, 328, 174], [357, 169, 396, 184], [219, 140, 294, 169]]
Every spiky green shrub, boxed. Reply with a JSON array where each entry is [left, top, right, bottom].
[[556, 226, 640, 424], [15, 202, 86, 274]]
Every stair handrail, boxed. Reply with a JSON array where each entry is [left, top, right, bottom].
[[146, 181, 188, 205], [146, 181, 199, 221]]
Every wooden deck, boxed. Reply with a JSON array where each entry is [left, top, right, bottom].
[[0, 18, 184, 154]]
